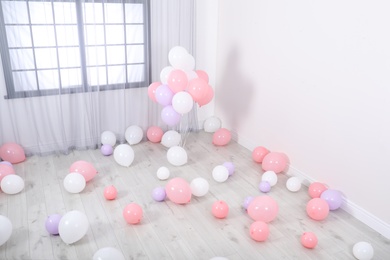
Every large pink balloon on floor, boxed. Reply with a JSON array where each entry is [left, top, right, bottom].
[[252, 146, 269, 163], [0, 143, 26, 164], [306, 198, 329, 221], [308, 182, 328, 198], [247, 196, 279, 223], [165, 177, 191, 204], [0, 164, 15, 182], [249, 221, 270, 242], [212, 128, 231, 146], [69, 160, 97, 182], [261, 152, 288, 173], [123, 203, 143, 224], [146, 126, 164, 143]]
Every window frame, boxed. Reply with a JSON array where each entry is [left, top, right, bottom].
[[0, 0, 151, 99]]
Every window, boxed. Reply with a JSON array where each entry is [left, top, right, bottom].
[[0, 0, 150, 99]]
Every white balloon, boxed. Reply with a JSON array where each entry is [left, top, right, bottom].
[[180, 54, 196, 71], [63, 172, 86, 194], [160, 66, 174, 84], [352, 241, 374, 260], [1, 174, 24, 194], [286, 176, 302, 192], [157, 166, 170, 180], [172, 91, 194, 114], [261, 171, 278, 187], [168, 46, 188, 69], [114, 144, 135, 167], [58, 210, 89, 244], [101, 131, 116, 146], [167, 146, 188, 166], [204, 116, 222, 133], [125, 125, 144, 145], [161, 130, 181, 148], [0, 215, 12, 246], [212, 165, 229, 183], [93, 247, 126, 260], [190, 177, 210, 197]]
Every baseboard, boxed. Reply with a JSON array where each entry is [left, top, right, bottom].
[[232, 131, 390, 240]]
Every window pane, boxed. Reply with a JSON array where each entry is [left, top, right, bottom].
[[13, 71, 37, 91], [86, 46, 106, 66], [6, 26, 32, 48], [9, 49, 35, 70], [32, 26, 56, 47], [37, 69, 60, 90], [126, 25, 144, 44], [83, 3, 103, 24], [61, 68, 82, 88], [84, 25, 105, 46], [126, 45, 144, 63], [54, 2, 77, 24], [105, 3, 124, 24], [56, 25, 79, 46], [125, 4, 143, 23], [87, 67, 107, 86], [29, 1, 54, 24], [58, 47, 81, 68], [107, 65, 126, 84], [106, 46, 125, 65], [127, 64, 144, 82], [106, 25, 125, 45], [35, 48, 58, 69], [2, 1, 29, 24]]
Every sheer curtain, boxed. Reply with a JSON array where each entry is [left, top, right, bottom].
[[0, 0, 196, 156]]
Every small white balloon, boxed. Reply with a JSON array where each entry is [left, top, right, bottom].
[[204, 116, 222, 133], [0, 215, 12, 246], [63, 172, 86, 194], [261, 171, 278, 187], [190, 177, 210, 197], [168, 46, 189, 69], [114, 144, 135, 167], [212, 165, 229, 183], [286, 176, 302, 192], [59, 210, 89, 244], [352, 241, 374, 260], [167, 146, 188, 166], [160, 66, 174, 84], [101, 131, 116, 146], [93, 247, 126, 260], [157, 166, 170, 180], [125, 125, 144, 145], [172, 91, 194, 114], [1, 174, 24, 194], [161, 130, 181, 148]]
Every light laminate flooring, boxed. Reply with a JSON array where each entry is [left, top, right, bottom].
[[0, 131, 389, 259]]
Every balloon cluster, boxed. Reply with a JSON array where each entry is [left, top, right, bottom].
[[63, 160, 98, 194], [0, 161, 25, 195], [148, 46, 214, 126]]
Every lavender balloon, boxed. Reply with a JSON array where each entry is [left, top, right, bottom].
[[0, 161, 13, 168], [155, 84, 174, 106], [259, 181, 271, 193], [45, 214, 62, 235], [161, 105, 181, 126], [223, 162, 235, 176], [320, 189, 343, 210], [101, 144, 113, 156], [152, 187, 167, 202], [243, 196, 254, 210]]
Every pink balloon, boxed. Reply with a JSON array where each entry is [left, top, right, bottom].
[[0, 143, 26, 164], [306, 198, 329, 221], [212, 200, 229, 219], [249, 221, 270, 242], [252, 146, 270, 163], [0, 164, 15, 182], [186, 78, 208, 103], [212, 128, 231, 146], [161, 105, 182, 126], [123, 203, 143, 224], [148, 82, 161, 102], [104, 185, 117, 200], [195, 70, 209, 83], [301, 232, 318, 249], [146, 126, 164, 143], [165, 177, 191, 204], [261, 152, 288, 173], [69, 160, 97, 182], [197, 85, 214, 107], [308, 182, 328, 198], [247, 196, 279, 223], [167, 69, 188, 93]]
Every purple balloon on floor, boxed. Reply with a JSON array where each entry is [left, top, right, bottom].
[[45, 214, 62, 235], [152, 187, 167, 202], [259, 181, 271, 193], [101, 144, 113, 156], [243, 196, 254, 210], [223, 162, 235, 176], [320, 189, 343, 210]]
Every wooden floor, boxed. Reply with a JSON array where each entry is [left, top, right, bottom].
[[0, 131, 389, 260]]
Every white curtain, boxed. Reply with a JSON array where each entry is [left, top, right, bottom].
[[0, 0, 196, 156]]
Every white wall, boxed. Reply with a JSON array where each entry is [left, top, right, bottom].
[[214, 0, 390, 238]]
